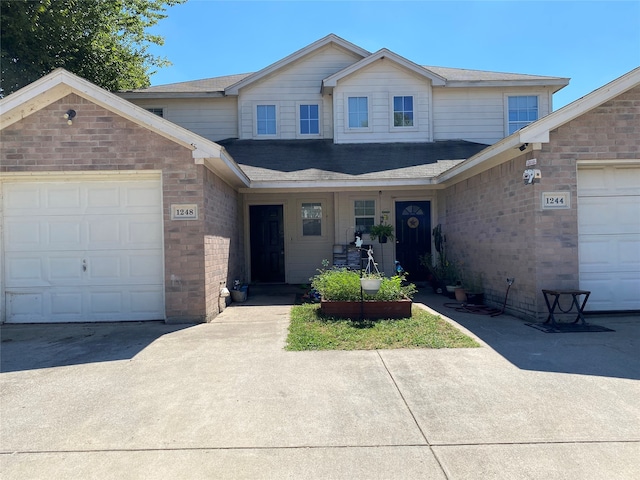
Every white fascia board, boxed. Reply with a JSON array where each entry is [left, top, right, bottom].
[[117, 92, 225, 99], [246, 177, 439, 190], [323, 49, 447, 89], [1, 68, 250, 188], [436, 135, 521, 184], [519, 67, 640, 144], [438, 67, 640, 185], [194, 150, 251, 189], [443, 78, 570, 92], [225, 34, 369, 95]]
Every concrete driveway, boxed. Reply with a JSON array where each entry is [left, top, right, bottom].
[[1, 287, 639, 479]]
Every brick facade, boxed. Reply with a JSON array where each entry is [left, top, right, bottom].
[[439, 86, 640, 320], [1, 93, 243, 323]]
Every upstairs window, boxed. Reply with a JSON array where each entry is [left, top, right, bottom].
[[299, 104, 319, 135], [354, 200, 375, 234], [393, 96, 414, 127], [257, 105, 276, 135], [508, 96, 538, 134], [348, 97, 369, 128], [301, 202, 322, 236], [146, 108, 164, 118]]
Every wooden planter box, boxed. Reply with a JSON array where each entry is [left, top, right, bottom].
[[320, 298, 412, 319]]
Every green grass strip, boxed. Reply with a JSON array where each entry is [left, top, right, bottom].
[[286, 304, 480, 351]]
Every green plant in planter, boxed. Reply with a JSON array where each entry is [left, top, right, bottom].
[[310, 267, 415, 301], [369, 223, 394, 243]]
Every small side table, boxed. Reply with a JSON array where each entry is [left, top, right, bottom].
[[542, 289, 591, 325]]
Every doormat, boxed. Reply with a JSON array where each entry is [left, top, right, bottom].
[[526, 322, 615, 333]]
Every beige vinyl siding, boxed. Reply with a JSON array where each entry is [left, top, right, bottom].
[[238, 44, 362, 140], [432, 87, 552, 144], [243, 192, 335, 284], [131, 97, 238, 142], [333, 60, 433, 144], [333, 190, 436, 275]]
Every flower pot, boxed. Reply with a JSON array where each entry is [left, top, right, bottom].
[[360, 278, 381, 295], [230, 285, 248, 302], [378, 236, 387, 244], [454, 287, 467, 302]]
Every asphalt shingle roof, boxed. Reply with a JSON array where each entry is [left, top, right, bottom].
[[218, 139, 489, 183], [124, 67, 565, 94]]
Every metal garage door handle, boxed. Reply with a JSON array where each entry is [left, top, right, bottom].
[[82, 259, 87, 272]]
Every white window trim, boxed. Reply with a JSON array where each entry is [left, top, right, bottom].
[[295, 101, 323, 138], [253, 102, 280, 139], [353, 198, 376, 236], [389, 93, 418, 132], [296, 199, 327, 241], [504, 94, 539, 137], [144, 106, 167, 118], [344, 95, 372, 133]]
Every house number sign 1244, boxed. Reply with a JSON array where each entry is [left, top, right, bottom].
[[541, 192, 570, 210], [171, 204, 198, 220]]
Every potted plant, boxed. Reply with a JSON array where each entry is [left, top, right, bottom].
[[462, 271, 485, 304], [360, 273, 382, 295], [310, 266, 416, 319], [369, 223, 394, 244]]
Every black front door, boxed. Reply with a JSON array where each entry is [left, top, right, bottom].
[[250, 205, 285, 283], [395, 201, 431, 282]]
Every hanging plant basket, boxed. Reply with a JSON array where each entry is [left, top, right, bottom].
[[360, 278, 382, 295]]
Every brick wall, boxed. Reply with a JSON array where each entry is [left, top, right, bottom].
[[203, 168, 244, 319], [1, 93, 242, 323], [438, 86, 640, 320], [439, 157, 538, 319]]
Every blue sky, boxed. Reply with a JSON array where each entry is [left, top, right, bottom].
[[148, 0, 640, 109]]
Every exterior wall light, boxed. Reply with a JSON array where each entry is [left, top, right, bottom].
[[63, 109, 76, 125]]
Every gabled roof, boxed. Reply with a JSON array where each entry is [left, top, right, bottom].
[[224, 34, 370, 96], [119, 73, 252, 98], [118, 34, 568, 98], [438, 66, 640, 185], [321, 49, 447, 94], [218, 138, 488, 189], [424, 66, 569, 92], [0, 68, 250, 188]]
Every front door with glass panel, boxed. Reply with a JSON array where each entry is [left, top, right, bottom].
[[395, 201, 431, 282]]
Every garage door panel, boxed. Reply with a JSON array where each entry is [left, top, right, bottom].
[[3, 178, 165, 323], [130, 289, 165, 314], [51, 292, 83, 315], [4, 218, 42, 249], [6, 292, 45, 323], [49, 256, 84, 282], [5, 256, 46, 285], [47, 185, 82, 209], [580, 272, 640, 312], [578, 166, 640, 196], [578, 165, 640, 311], [88, 250, 163, 284], [579, 235, 640, 273], [6, 286, 165, 323], [578, 197, 640, 235]]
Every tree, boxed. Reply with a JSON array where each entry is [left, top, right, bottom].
[[0, 0, 185, 96]]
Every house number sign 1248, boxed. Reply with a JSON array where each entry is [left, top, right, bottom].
[[171, 204, 198, 220], [541, 192, 570, 210]]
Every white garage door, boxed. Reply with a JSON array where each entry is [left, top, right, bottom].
[[3, 176, 165, 323], [578, 164, 640, 311]]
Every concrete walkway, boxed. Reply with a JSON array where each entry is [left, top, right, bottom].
[[1, 287, 639, 479]]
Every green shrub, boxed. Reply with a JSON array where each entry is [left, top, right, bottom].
[[310, 267, 416, 301]]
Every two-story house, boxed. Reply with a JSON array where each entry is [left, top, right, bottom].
[[118, 34, 568, 282], [1, 34, 638, 324]]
